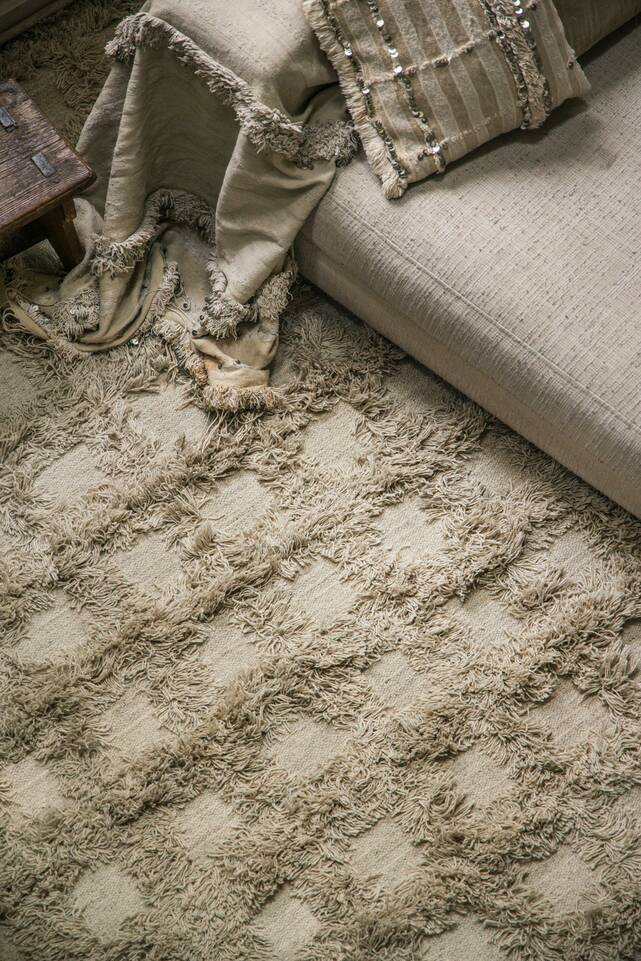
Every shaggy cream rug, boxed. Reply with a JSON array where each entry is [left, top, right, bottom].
[[1, 5, 641, 960]]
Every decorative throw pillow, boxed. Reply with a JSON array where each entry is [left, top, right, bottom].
[[303, 0, 590, 198], [555, 0, 641, 55]]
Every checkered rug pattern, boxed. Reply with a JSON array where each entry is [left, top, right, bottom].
[[1, 292, 641, 961]]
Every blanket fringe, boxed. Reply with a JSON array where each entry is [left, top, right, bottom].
[[200, 383, 291, 413], [92, 191, 215, 278], [107, 12, 359, 169], [201, 254, 298, 340], [90, 187, 298, 343], [47, 286, 101, 341]]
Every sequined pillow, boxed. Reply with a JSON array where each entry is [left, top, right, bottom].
[[303, 0, 590, 198], [555, 0, 641, 55]]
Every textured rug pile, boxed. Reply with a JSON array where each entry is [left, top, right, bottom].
[[1, 4, 641, 960]]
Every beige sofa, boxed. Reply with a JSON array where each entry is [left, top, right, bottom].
[[297, 21, 641, 519]]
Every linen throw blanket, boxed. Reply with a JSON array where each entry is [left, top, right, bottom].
[[3, 0, 356, 406], [3, 0, 587, 404]]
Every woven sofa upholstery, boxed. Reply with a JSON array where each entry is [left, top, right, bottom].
[[297, 22, 641, 518]]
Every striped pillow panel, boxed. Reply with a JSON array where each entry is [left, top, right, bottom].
[[303, 0, 590, 198]]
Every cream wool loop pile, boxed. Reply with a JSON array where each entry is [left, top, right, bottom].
[[1, 3, 641, 961]]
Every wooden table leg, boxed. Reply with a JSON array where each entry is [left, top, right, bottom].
[[39, 198, 84, 271]]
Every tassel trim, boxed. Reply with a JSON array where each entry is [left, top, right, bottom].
[[106, 12, 358, 168], [302, 0, 407, 199]]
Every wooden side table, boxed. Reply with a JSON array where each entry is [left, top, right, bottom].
[[0, 79, 95, 270]]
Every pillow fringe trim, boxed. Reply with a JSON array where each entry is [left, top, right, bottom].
[[301, 0, 407, 199], [477, 0, 552, 128]]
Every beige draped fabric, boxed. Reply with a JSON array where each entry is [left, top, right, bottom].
[[5, 0, 354, 406]]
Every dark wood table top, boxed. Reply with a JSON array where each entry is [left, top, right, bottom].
[[0, 79, 95, 235]]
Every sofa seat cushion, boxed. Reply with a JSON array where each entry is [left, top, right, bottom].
[[297, 24, 641, 518]]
